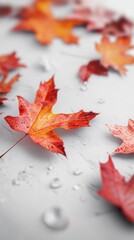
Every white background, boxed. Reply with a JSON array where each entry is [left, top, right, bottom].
[[0, 1, 134, 240]]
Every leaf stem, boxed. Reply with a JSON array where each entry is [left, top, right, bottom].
[[0, 134, 27, 158]]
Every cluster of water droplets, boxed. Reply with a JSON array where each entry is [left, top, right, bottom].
[[12, 166, 34, 186]]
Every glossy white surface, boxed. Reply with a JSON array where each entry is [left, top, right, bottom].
[[0, 1, 134, 240]]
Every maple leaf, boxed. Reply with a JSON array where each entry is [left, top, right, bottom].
[[3, 77, 98, 156], [0, 6, 12, 17], [107, 119, 134, 154], [96, 35, 134, 74], [13, 15, 84, 45], [0, 97, 7, 105], [0, 52, 26, 79], [98, 155, 134, 222], [78, 60, 108, 82], [17, 0, 52, 19], [0, 74, 20, 94], [68, 7, 115, 31], [103, 16, 134, 37]]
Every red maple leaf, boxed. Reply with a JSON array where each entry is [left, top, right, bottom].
[[0, 74, 20, 94], [107, 119, 134, 154], [68, 6, 115, 31], [0, 52, 26, 79], [2, 77, 98, 157], [78, 60, 108, 82], [0, 97, 7, 105], [103, 16, 134, 37], [0, 6, 12, 17], [98, 155, 134, 222]]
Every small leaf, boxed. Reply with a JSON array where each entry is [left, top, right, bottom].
[[107, 119, 134, 154], [0, 52, 26, 79], [78, 60, 108, 82], [96, 35, 134, 74]]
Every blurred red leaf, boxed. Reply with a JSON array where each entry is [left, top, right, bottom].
[[98, 155, 134, 222], [0, 6, 12, 17], [0, 74, 20, 94], [78, 60, 108, 82], [107, 119, 134, 154], [0, 52, 26, 79], [68, 7, 115, 31], [103, 16, 134, 36], [0, 97, 7, 105]]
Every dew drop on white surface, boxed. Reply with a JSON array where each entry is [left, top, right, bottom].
[[80, 82, 88, 91], [12, 167, 33, 186], [12, 178, 22, 186], [47, 166, 53, 171], [73, 169, 83, 176], [50, 178, 62, 189], [42, 207, 69, 230], [73, 184, 82, 191], [80, 196, 87, 203], [39, 57, 53, 71], [98, 98, 105, 104]]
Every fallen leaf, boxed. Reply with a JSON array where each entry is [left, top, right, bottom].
[[98, 155, 134, 222], [13, 15, 84, 45], [103, 16, 134, 37], [96, 35, 134, 74], [17, 0, 52, 18], [68, 7, 115, 31], [0, 74, 20, 94], [78, 60, 108, 82], [0, 5, 12, 17], [0, 52, 26, 79], [4, 77, 98, 156], [107, 119, 134, 154], [0, 97, 7, 105]]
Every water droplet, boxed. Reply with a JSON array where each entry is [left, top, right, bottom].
[[98, 98, 105, 104], [50, 178, 62, 189], [80, 196, 87, 202], [42, 207, 69, 230], [39, 57, 52, 71], [12, 168, 33, 186], [73, 169, 83, 176], [73, 184, 82, 191], [80, 82, 88, 91], [47, 166, 53, 171], [12, 179, 22, 186]]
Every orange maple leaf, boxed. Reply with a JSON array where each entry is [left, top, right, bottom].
[[13, 15, 84, 45], [96, 35, 134, 74], [18, 0, 52, 18], [0, 74, 20, 94], [0, 52, 25, 79], [107, 119, 134, 154], [4, 77, 98, 156]]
